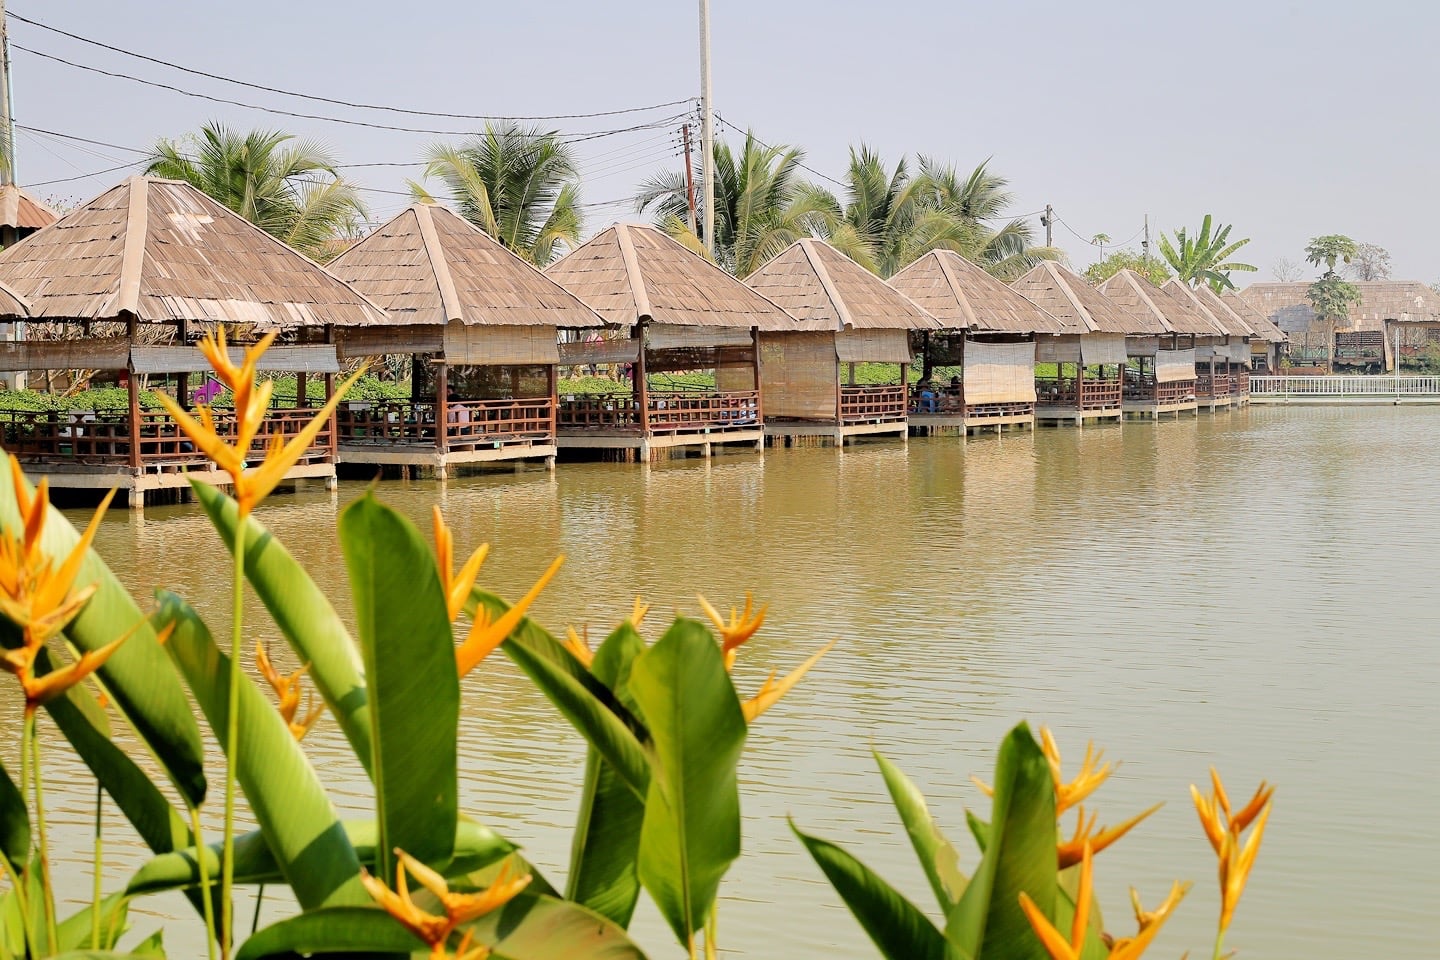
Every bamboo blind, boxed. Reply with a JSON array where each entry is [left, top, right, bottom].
[[1155, 349, 1197, 383], [835, 328, 912, 363], [647, 323, 753, 349], [335, 325, 443, 359], [963, 340, 1037, 404], [0, 338, 129, 371], [1035, 334, 1082, 363], [443, 322, 559, 365], [1080, 333, 1128, 365], [1126, 335, 1160, 357], [759, 332, 838, 420]]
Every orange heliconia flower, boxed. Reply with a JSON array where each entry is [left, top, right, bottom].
[[432, 506, 490, 622], [0, 458, 131, 714], [1056, 802, 1163, 869], [740, 639, 837, 722], [562, 625, 594, 668], [1193, 767, 1274, 934], [696, 593, 767, 670], [628, 596, 650, 628], [255, 641, 322, 741], [1107, 880, 1190, 960], [360, 849, 530, 958], [153, 326, 365, 517], [1041, 727, 1114, 816]]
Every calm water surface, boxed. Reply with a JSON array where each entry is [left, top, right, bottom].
[[12, 406, 1439, 958]]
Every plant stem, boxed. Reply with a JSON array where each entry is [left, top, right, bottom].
[[29, 712, 59, 951], [704, 904, 718, 960], [1, 798, 38, 960], [1213, 929, 1227, 960], [251, 883, 265, 935], [187, 802, 218, 960], [91, 781, 103, 947], [221, 517, 247, 960]]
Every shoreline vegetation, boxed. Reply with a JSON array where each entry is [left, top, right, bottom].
[[0, 333, 1280, 960]]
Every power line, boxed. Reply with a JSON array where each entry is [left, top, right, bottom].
[[1055, 217, 1145, 249], [8, 11, 694, 123], [23, 160, 139, 187], [13, 42, 686, 141]]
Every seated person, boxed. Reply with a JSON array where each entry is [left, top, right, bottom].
[[916, 380, 938, 413]]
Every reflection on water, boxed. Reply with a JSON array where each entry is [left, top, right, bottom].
[[7, 406, 1438, 958]]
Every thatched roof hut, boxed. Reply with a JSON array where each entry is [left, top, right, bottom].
[[1011, 261, 1132, 336], [889, 249, 1066, 334], [1098, 269, 1217, 337], [746, 238, 940, 333], [0, 185, 58, 243], [544, 223, 795, 332], [1238, 280, 1440, 336], [0, 176, 388, 331], [1222, 292, 1286, 344]]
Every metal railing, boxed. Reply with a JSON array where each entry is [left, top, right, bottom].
[[0, 407, 334, 471], [337, 399, 556, 450], [840, 385, 907, 423], [1250, 375, 1440, 396]]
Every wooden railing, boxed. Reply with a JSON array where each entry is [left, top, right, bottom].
[[964, 401, 1034, 420], [0, 407, 334, 471], [1232, 370, 1250, 395], [337, 399, 555, 450], [557, 390, 761, 434], [840, 385, 906, 423], [1250, 375, 1440, 397], [1123, 376, 1196, 404], [1035, 376, 1122, 411], [1195, 374, 1234, 399]]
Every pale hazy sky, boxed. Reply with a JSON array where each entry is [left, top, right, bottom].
[[8, 1, 1435, 283]]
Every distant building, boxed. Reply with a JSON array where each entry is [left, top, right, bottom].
[[1240, 280, 1440, 371]]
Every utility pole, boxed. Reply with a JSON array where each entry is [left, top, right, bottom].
[[681, 122, 698, 236], [698, 0, 715, 256], [1040, 204, 1053, 249], [0, 0, 14, 185], [1142, 214, 1150, 259]]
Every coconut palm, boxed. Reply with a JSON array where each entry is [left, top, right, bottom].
[[146, 123, 365, 260], [636, 131, 833, 276], [1158, 215, 1257, 292], [418, 123, 582, 266]]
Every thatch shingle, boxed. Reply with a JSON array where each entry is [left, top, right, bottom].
[[889, 250, 1066, 334], [544, 223, 797, 331], [745, 239, 940, 332], [1222, 291, 1286, 343], [328, 203, 603, 329], [1096, 269, 1218, 336], [1161, 281, 1242, 337], [1010, 261, 1131, 334], [0, 185, 58, 232], [0, 176, 389, 329]]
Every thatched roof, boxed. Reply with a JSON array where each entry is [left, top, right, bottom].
[[1192, 284, 1258, 337], [889, 250, 1066, 334], [1239, 281, 1440, 334], [1222, 292, 1286, 343], [1161, 281, 1242, 337], [0, 185, 59, 232], [745, 239, 940, 332], [1097, 269, 1218, 336], [543, 223, 796, 331], [1011, 261, 1131, 335], [328, 204, 603, 329], [0, 176, 389, 329]]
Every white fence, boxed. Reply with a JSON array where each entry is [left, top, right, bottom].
[[1250, 375, 1440, 400]]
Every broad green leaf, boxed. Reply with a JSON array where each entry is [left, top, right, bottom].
[[156, 592, 366, 910], [875, 750, 966, 913], [458, 890, 650, 959], [0, 457, 206, 805], [127, 820, 513, 896], [194, 483, 371, 770], [944, 723, 1056, 960], [631, 618, 746, 946], [339, 494, 459, 875], [792, 820, 964, 960], [0, 877, 26, 959], [965, 812, 990, 854], [56, 893, 128, 951], [566, 622, 647, 926], [503, 640, 651, 800], [0, 755, 27, 876], [1056, 863, 1109, 960], [235, 907, 424, 959]]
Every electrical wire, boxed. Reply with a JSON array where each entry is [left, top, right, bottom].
[[23, 161, 140, 187], [1055, 217, 1145, 248], [8, 11, 694, 123]]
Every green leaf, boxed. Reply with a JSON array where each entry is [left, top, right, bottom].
[[965, 812, 990, 854], [193, 483, 372, 771], [56, 893, 129, 951], [156, 592, 367, 910], [459, 890, 650, 959], [875, 750, 966, 912], [0, 755, 27, 876], [631, 618, 746, 946], [127, 820, 513, 896], [1055, 863, 1109, 960], [791, 820, 964, 960], [944, 723, 1056, 960], [503, 639, 651, 800], [565, 623, 647, 926], [338, 494, 459, 875], [0, 457, 206, 806], [235, 907, 424, 959]]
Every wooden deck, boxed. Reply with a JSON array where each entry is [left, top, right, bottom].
[[1122, 377, 1199, 419], [337, 398, 558, 476], [1034, 376, 1123, 425], [556, 390, 764, 460]]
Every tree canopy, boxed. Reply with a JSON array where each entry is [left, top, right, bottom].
[[1083, 249, 1172, 286]]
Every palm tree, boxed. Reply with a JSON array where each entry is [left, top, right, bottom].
[[146, 123, 365, 260], [635, 131, 832, 276], [1158, 215, 1257, 292], [417, 123, 582, 266]]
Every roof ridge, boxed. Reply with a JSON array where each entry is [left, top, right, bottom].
[[614, 224, 653, 321], [114, 176, 149, 317], [799, 238, 855, 330], [413, 203, 465, 323], [1047, 261, 1098, 331], [1119, 270, 1176, 334], [933, 251, 981, 330]]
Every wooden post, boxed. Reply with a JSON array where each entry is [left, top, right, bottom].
[[1076, 360, 1085, 412], [125, 315, 141, 474], [635, 324, 649, 436], [750, 327, 763, 424], [435, 360, 449, 453], [545, 362, 557, 440]]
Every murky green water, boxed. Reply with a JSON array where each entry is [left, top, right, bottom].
[[11, 406, 1439, 958]]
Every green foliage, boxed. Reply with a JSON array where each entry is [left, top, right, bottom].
[[145, 123, 365, 260], [417, 123, 583, 265], [1158, 214, 1256, 292], [1304, 234, 1358, 273], [0, 388, 167, 413], [1083, 250, 1172, 286], [1307, 274, 1362, 322]]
